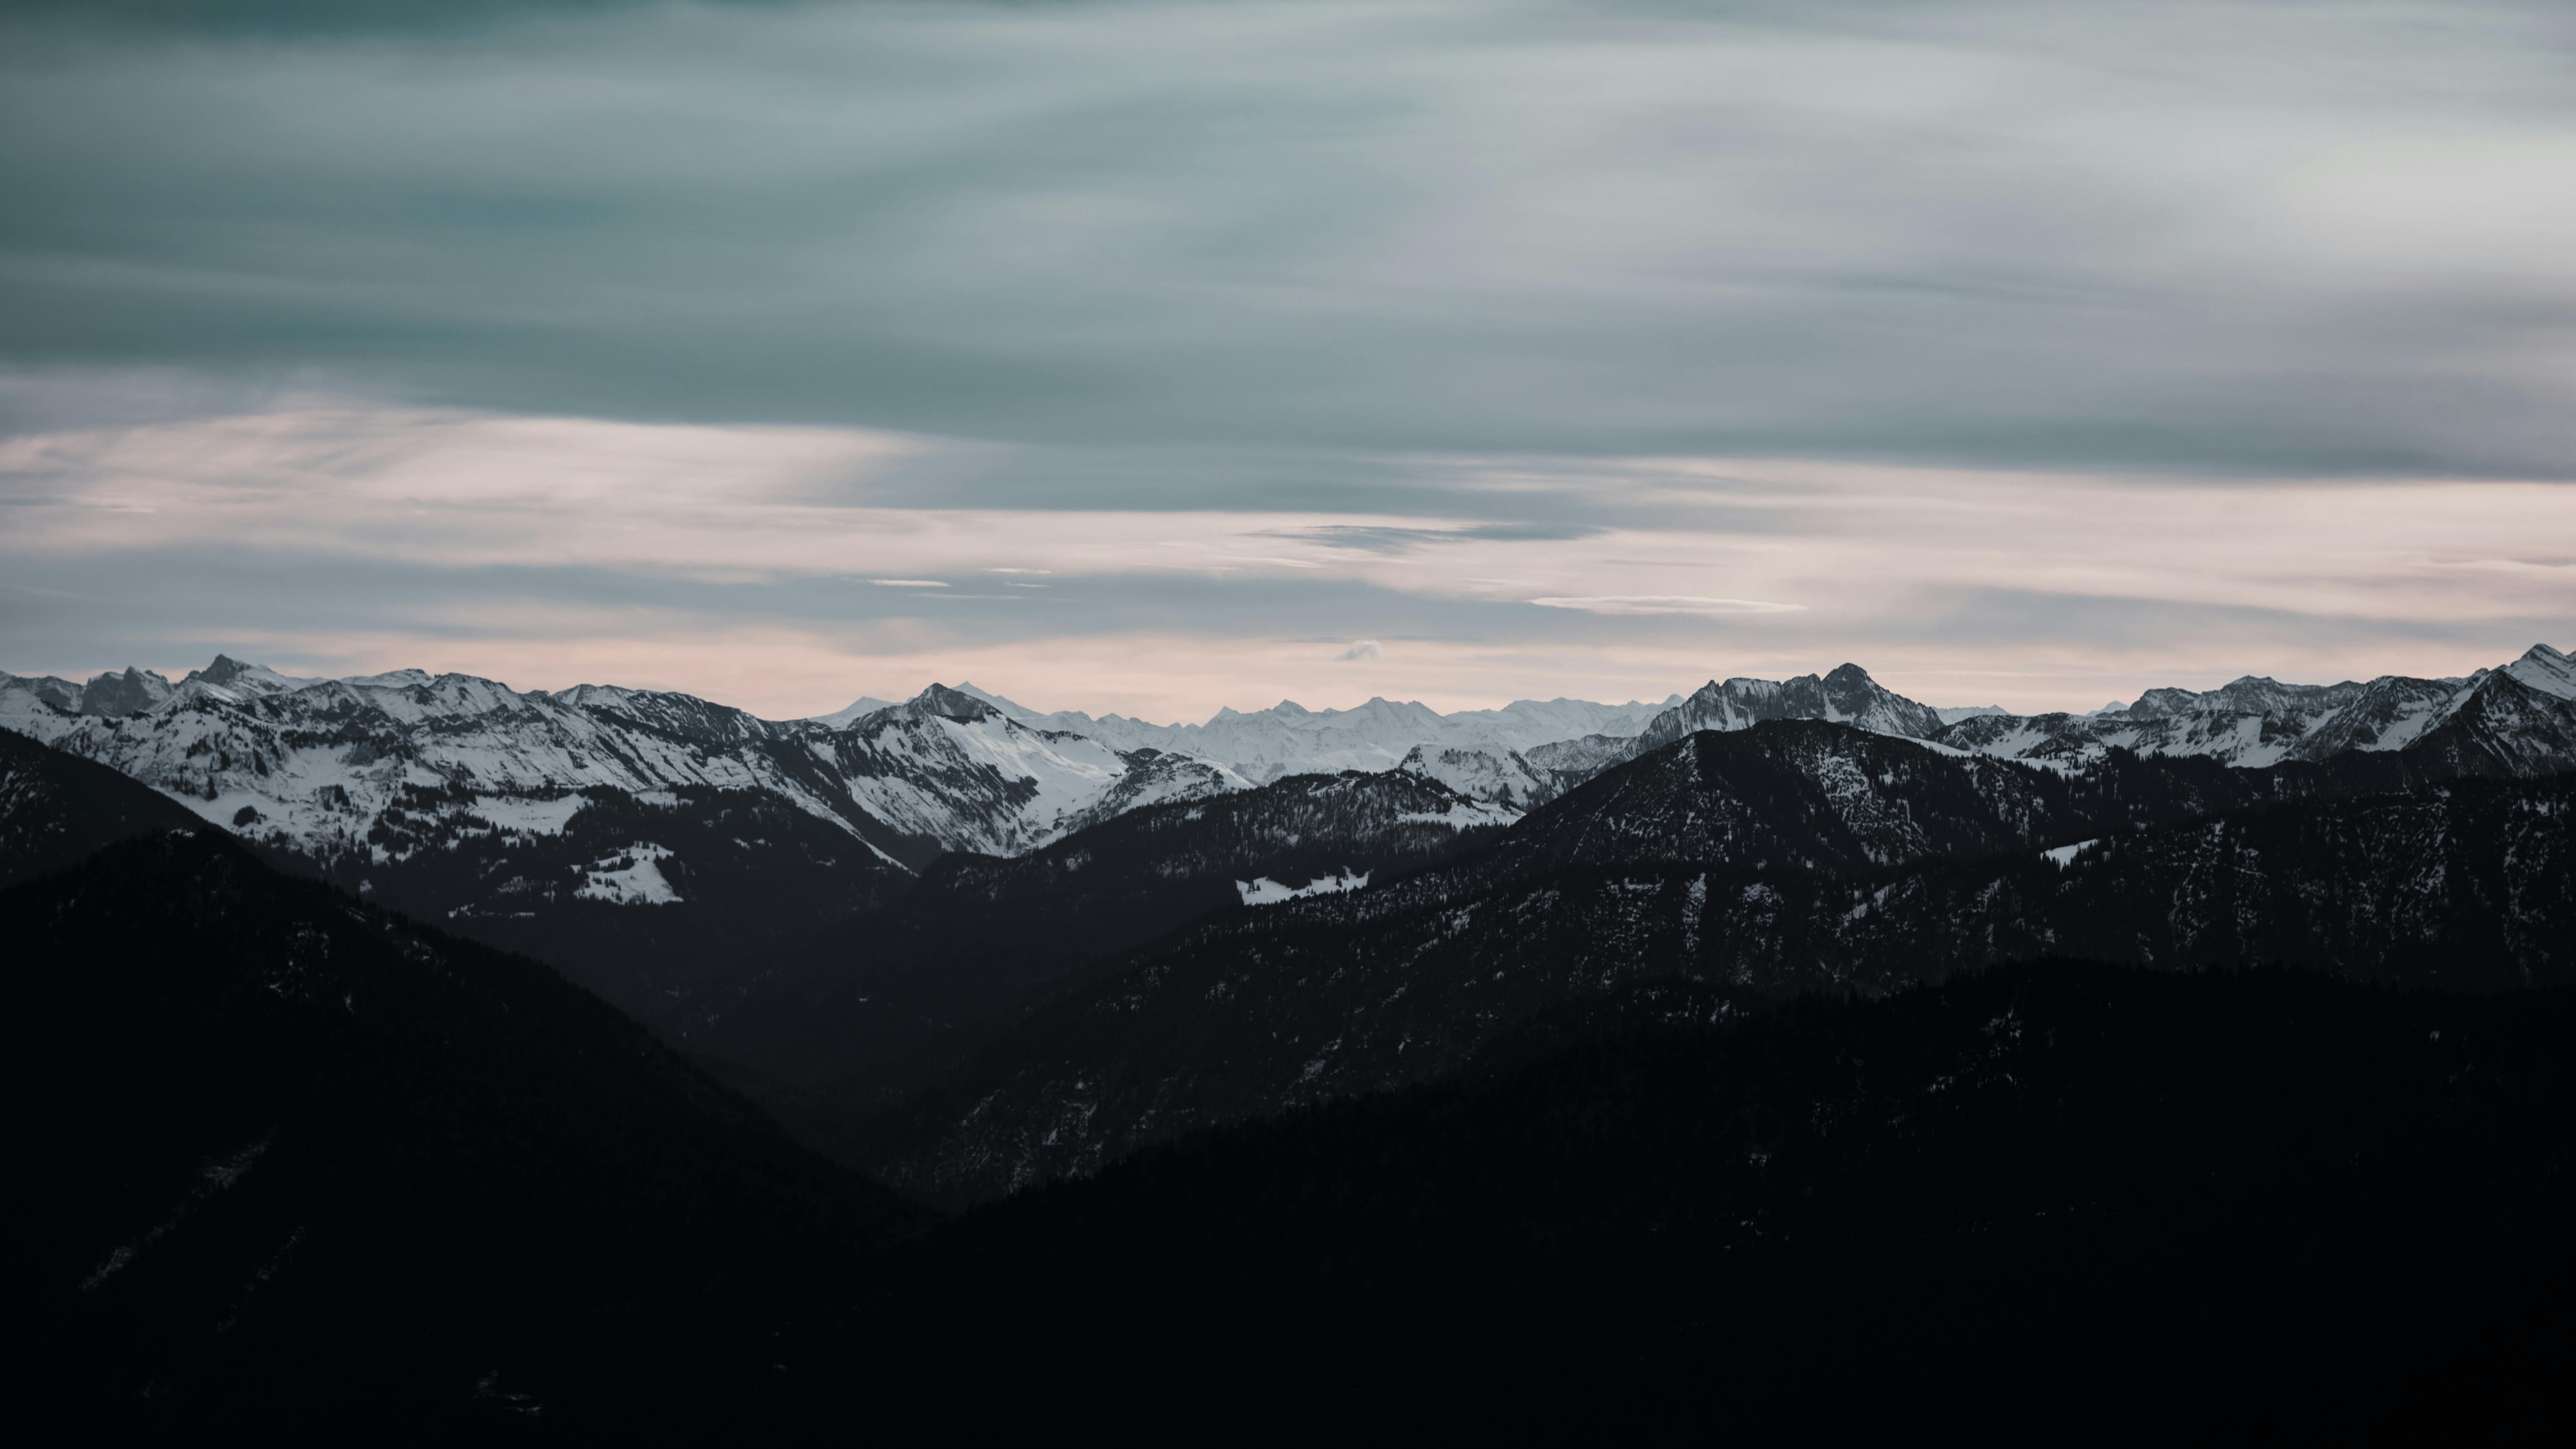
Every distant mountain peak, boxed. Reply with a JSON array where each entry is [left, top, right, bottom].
[[907, 682, 1003, 722], [75, 665, 174, 718], [2504, 642, 2575, 701], [1636, 662, 1944, 751], [810, 694, 898, 727]]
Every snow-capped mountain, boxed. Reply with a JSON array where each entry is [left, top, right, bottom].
[[1936, 644, 2576, 773], [1638, 662, 1948, 751], [1547, 648, 2576, 784], [704, 765, 1519, 1085], [951, 682, 1678, 791], [0, 659, 1250, 869], [870, 723, 2576, 1203], [7, 643, 2568, 891]]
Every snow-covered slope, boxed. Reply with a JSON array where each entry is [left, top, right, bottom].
[[955, 682, 1677, 789], [1933, 645, 2576, 773], [1636, 664, 1947, 753], [0, 663, 1250, 870], [9, 644, 2566, 882], [2504, 642, 2576, 700]]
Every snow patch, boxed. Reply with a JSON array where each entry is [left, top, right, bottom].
[[464, 794, 588, 835], [2041, 839, 2100, 868], [576, 843, 680, 904], [1397, 800, 1519, 829], [1237, 869, 1370, 906]]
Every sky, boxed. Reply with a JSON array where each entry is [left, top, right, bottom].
[[3, 0, 2571, 722]]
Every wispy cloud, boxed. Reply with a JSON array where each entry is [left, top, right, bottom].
[[5, 393, 2566, 718], [1335, 639, 1385, 661], [3, 3, 2573, 716], [6, 2, 2575, 476], [1531, 596, 1806, 617]]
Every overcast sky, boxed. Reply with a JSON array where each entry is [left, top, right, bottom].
[[4, 0, 2571, 720]]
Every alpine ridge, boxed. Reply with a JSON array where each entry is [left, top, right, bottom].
[[8, 638, 2574, 1431], [850, 717, 2575, 1203]]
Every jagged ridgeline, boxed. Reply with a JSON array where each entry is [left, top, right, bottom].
[[7, 644, 2575, 1171], [697, 767, 1515, 1089], [7, 641, 2576, 1431], [7, 643, 2570, 1047], [859, 721, 2576, 1204]]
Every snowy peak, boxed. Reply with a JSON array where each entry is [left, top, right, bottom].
[[182, 654, 311, 699], [904, 683, 1003, 723], [1820, 662, 1946, 736], [2124, 675, 2375, 722], [1636, 663, 1944, 752], [10, 643, 2569, 878], [1395, 743, 1545, 810], [1935, 643, 2576, 774], [810, 695, 899, 728], [2504, 643, 2576, 701], [0, 665, 179, 717], [78, 666, 175, 717]]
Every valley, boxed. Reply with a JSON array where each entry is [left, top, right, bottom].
[[9, 640, 2573, 1432]]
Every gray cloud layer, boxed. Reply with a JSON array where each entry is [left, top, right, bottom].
[[6, 0, 2575, 480], [4, 2, 2572, 716]]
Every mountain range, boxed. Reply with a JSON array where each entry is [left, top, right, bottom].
[[11, 643, 2568, 857], [6, 643, 2569, 1045], [10, 639, 2574, 1432]]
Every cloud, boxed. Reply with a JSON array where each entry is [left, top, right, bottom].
[[4, 2, 2575, 478], [1335, 639, 1385, 661], [1260, 523, 1607, 555], [1531, 596, 1806, 616], [5, 3, 2575, 717], [4, 395, 2570, 717]]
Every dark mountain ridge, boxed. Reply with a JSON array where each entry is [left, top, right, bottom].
[[14, 829, 917, 1430], [263, 779, 913, 1042], [0, 725, 207, 888], [697, 767, 1513, 1090], [869, 960, 2576, 1438], [11, 702, 2576, 1432], [849, 721, 2574, 1202]]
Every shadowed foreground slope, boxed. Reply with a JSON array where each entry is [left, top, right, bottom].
[[13, 831, 918, 1432], [868, 961, 2576, 1439]]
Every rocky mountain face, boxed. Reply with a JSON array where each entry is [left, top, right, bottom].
[[0, 660, 1253, 868], [878, 960, 2576, 1439], [1636, 662, 1948, 750], [950, 684, 1680, 785], [280, 781, 916, 1039], [14, 644, 2576, 1432], [14, 645, 2566, 876], [8, 643, 2569, 1087], [697, 767, 1517, 1092], [858, 722, 2574, 1203], [1934, 644, 2576, 772], [1673, 775, 2576, 996], [0, 661, 1259, 1036], [0, 726, 208, 888]]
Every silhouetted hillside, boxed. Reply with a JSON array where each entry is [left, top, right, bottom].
[[0, 725, 205, 888], [864, 748, 2573, 1202], [15, 831, 918, 1432], [869, 960, 2576, 1439], [705, 767, 1508, 1088]]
